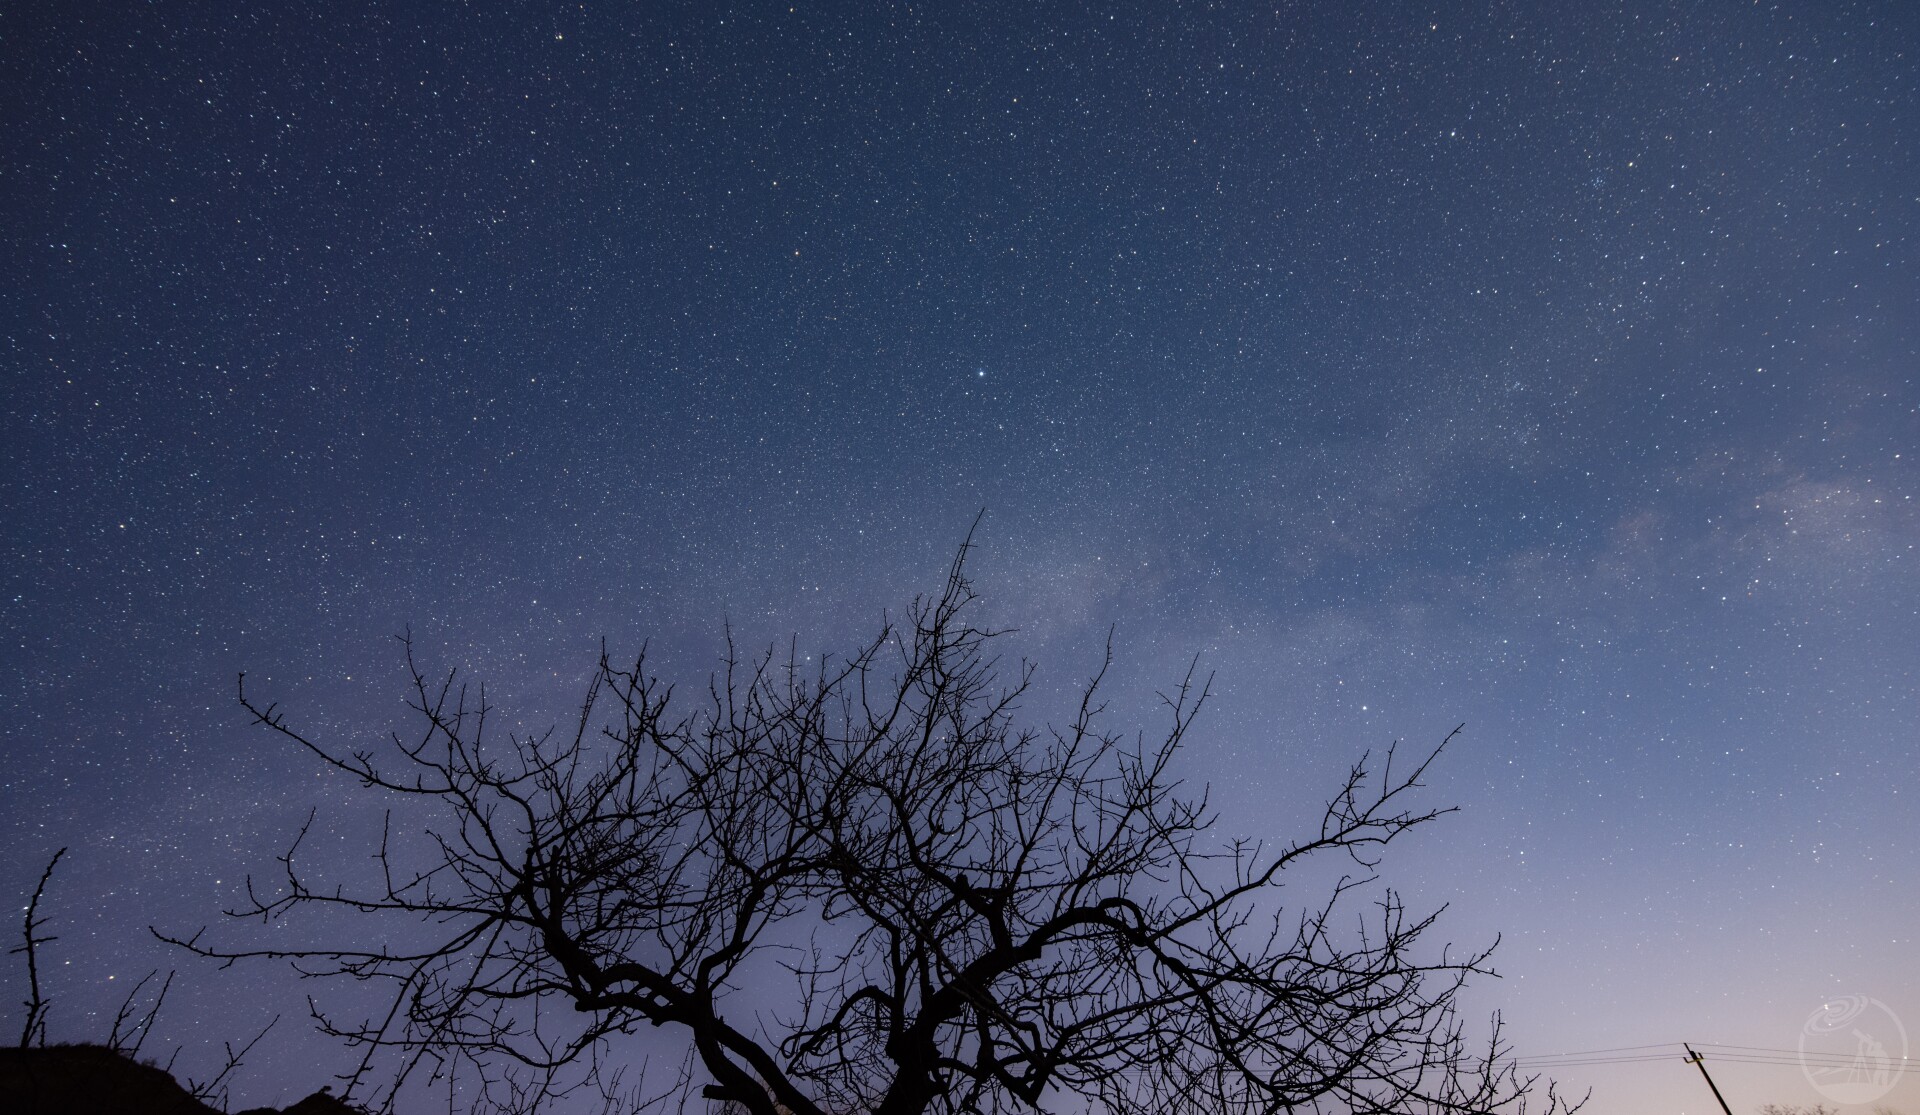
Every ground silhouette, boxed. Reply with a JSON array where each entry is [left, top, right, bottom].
[[0, 1043, 362, 1115]]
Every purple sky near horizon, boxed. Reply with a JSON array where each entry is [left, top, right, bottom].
[[3, 3, 1916, 1112]]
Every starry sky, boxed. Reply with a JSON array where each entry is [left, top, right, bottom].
[[3, 2, 1916, 1112]]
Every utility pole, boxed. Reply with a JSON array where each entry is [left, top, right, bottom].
[[1683, 1043, 1735, 1115]]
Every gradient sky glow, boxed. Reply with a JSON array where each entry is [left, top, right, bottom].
[[3, 3, 1917, 1112]]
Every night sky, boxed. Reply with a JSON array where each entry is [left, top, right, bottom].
[[3, 3, 1916, 1113]]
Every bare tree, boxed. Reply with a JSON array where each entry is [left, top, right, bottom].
[[169, 542, 1574, 1115], [13, 847, 65, 1049]]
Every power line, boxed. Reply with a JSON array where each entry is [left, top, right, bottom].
[[1511, 1039, 1912, 1071], [1515, 1041, 1680, 1057]]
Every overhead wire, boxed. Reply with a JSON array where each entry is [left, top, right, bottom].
[[1510, 1039, 1910, 1071]]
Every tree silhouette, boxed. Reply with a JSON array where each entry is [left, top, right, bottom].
[[14, 847, 66, 1050], [170, 542, 1573, 1115]]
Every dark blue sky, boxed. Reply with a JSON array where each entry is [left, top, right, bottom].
[[4, 3, 1916, 1112]]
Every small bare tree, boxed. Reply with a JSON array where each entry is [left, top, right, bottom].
[[170, 543, 1573, 1115], [14, 847, 66, 1049]]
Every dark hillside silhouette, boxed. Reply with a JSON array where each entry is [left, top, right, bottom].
[[0, 1044, 362, 1115]]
